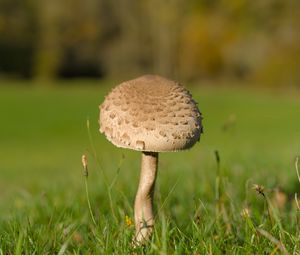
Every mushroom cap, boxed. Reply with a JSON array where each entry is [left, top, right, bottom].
[[99, 75, 203, 152]]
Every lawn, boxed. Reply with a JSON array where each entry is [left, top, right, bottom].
[[0, 80, 300, 254]]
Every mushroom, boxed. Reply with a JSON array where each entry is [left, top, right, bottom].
[[99, 74, 203, 243]]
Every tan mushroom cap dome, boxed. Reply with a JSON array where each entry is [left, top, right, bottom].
[[99, 75, 203, 152]]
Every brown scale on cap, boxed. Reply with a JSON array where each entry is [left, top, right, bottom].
[[99, 74, 202, 152]]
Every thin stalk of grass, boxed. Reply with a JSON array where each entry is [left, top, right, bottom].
[[220, 202, 232, 234], [84, 176, 97, 226], [270, 246, 280, 255], [295, 193, 300, 211], [264, 195, 274, 228], [81, 155, 97, 226], [214, 150, 221, 219], [245, 216, 256, 234], [86, 118, 117, 222], [214, 150, 221, 206], [295, 156, 300, 211], [214, 150, 230, 234], [253, 184, 274, 227], [109, 154, 124, 190], [161, 214, 168, 254], [294, 156, 300, 237], [155, 177, 180, 221], [86, 118, 105, 176], [82, 155, 97, 226], [14, 230, 23, 255], [295, 156, 300, 183], [262, 187, 290, 251]]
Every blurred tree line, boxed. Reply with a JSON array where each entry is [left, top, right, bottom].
[[0, 0, 299, 86]]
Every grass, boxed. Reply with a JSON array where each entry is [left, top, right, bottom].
[[0, 80, 300, 254]]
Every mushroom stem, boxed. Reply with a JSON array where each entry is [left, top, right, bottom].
[[134, 151, 158, 243]]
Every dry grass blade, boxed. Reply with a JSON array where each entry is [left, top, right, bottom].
[[295, 193, 300, 211], [257, 228, 289, 255], [295, 156, 300, 183]]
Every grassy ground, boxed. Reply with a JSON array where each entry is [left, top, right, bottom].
[[0, 80, 300, 254]]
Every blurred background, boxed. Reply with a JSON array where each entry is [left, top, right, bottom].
[[0, 0, 300, 86]]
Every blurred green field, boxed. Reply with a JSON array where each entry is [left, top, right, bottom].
[[0, 81, 300, 254]]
